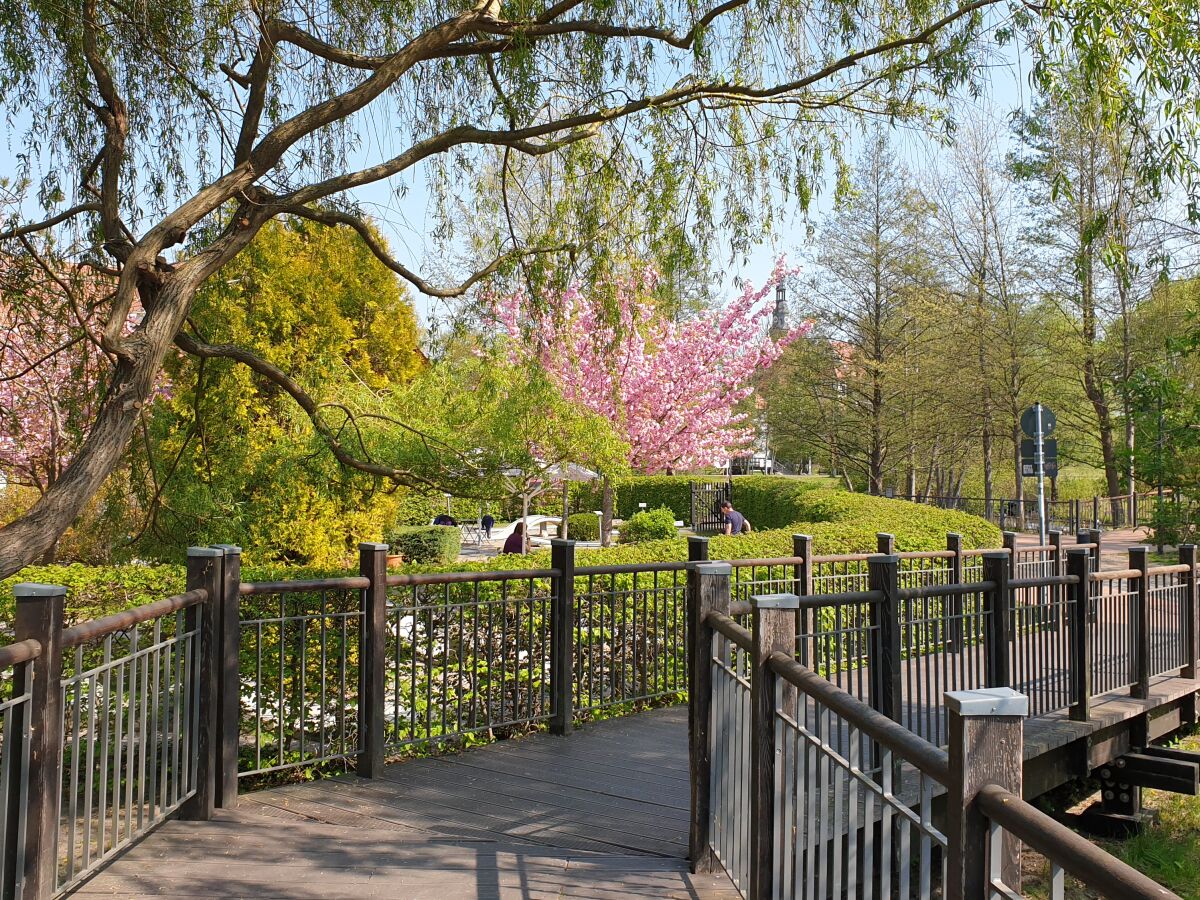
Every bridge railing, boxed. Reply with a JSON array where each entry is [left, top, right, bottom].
[[690, 570, 1186, 900], [3, 532, 1196, 897], [1, 549, 221, 899]]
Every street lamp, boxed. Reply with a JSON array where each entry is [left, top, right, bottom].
[[443, 492, 452, 516]]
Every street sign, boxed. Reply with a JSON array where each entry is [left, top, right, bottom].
[[1020, 438, 1057, 463], [1022, 459, 1059, 478], [1021, 404, 1056, 438]]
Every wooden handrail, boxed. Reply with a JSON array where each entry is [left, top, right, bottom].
[[897, 550, 956, 560], [810, 552, 875, 563], [977, 785, 1182, 900], [0, 638, 42, 668], [61, 589, 208, 649], [386, 569, 558, 587], [704, 610, 755, 652], [241, 576, 371, 595], [1148, 564, 1192, 577], [575, 561, 689, 575], [725, 556, 805, 568], [767, 651, 951, 783], [1091, 569, 1141, 582]]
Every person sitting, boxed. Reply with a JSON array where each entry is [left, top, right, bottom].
[[433, 513, 457, 527], [481, 513, 495, 538], [501, 521, 525, 554], [719, 500, 752, 535]]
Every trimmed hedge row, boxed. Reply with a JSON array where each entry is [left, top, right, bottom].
[[0, 485, 1000, 626]]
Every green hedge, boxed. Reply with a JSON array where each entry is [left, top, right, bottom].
[[386, 525, 462, 563], [567, 512, 599, 541], [620, 507, 679, 543], [0, 484, 1000, 626]]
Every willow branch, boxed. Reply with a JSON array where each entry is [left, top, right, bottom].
[[279, 204, 572, 297]]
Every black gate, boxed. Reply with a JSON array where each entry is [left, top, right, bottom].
[[690, 479, 733, 533]]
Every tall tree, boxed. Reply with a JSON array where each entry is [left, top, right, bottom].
[[805, 133, 935, 494], [1012, 84, 1162, 510], [0, 0, 1199, 573], [925, 114, 1056, 518]]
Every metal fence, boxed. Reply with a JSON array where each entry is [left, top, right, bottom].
[[57, 597, 202, 893], [707, 617, 753, 894], [0, 640, 38, 900], [237, 578, 367, 778], [695, 573, 1186, 900], [385, 569, 555, 751], [573, 564, 689, 712], [775, 683, 947, 899]]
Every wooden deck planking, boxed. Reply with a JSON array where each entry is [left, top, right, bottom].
[[74, 706, 739, 899]]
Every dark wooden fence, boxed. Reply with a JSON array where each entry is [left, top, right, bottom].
[[689, 547, 1195, 899], [1, 530, 1194, 898]]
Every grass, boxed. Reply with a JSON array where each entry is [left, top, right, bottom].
[[1022, 731, 1200, 898]]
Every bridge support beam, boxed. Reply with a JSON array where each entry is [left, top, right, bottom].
[[945, 687, 1028, 900]]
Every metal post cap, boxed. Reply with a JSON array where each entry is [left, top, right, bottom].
[[749, 593, 800, 610], [13, 582, 68, 598], [945, 687, 1029, 717]]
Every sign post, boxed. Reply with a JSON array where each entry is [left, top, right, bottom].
[[1020, 403, 1057, 550]]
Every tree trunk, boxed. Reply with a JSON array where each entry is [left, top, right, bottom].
[[601, 478, 614, 546]]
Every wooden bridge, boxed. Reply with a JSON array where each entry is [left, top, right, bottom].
[[1, 530, 1197, 899]]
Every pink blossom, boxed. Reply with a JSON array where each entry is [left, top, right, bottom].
[[493, 259, 810, 473]]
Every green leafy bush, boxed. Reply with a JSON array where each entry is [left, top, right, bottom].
[[567, 512, 600, 541], [620, 507, 679, 543], [1150, 501, 1197, 547], [386, 526, 462, 563]]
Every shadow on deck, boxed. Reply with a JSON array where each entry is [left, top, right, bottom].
[[71, 707, 738, 899]]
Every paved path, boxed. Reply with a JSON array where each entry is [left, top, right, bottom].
[[1015, 527, 1159, 570], [73, 707, 737, 899]]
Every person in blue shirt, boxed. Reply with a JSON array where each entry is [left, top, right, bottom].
[[719, 500, 752, 535], [481, 513, 495, 538]]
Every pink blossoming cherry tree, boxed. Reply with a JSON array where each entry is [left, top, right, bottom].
[[493, 260, 810, 473]]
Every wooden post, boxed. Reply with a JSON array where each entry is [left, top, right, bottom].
[[1067, 548, 1092, 722], [749, 593, 799, 900], [550, 539, 576, 736], [13, 582, 66, 898], [1002, 531, 1017, 577], [1181, 545, 1198, 679], [688, 535, 710, 563], [211, 544, 242, 808], [982, 552, 1012, 689], [867, 554, 902, 724], [181, 547, 222, 820], [876, 532, 896, 555], [1130, 546, 1150, 699], [357, 542, 388, 777], [947, 532, 964, 651], [1088, 528, 1102, 573], [1049, 530, 1064, 629], [794, 534, 813, 666], [945, 687, 1028, 900], [688, 562, 731, 874], [1093, 495, 1100, 530]]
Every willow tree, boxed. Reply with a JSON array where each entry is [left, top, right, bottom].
[[0, 0, 1198, 574]]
